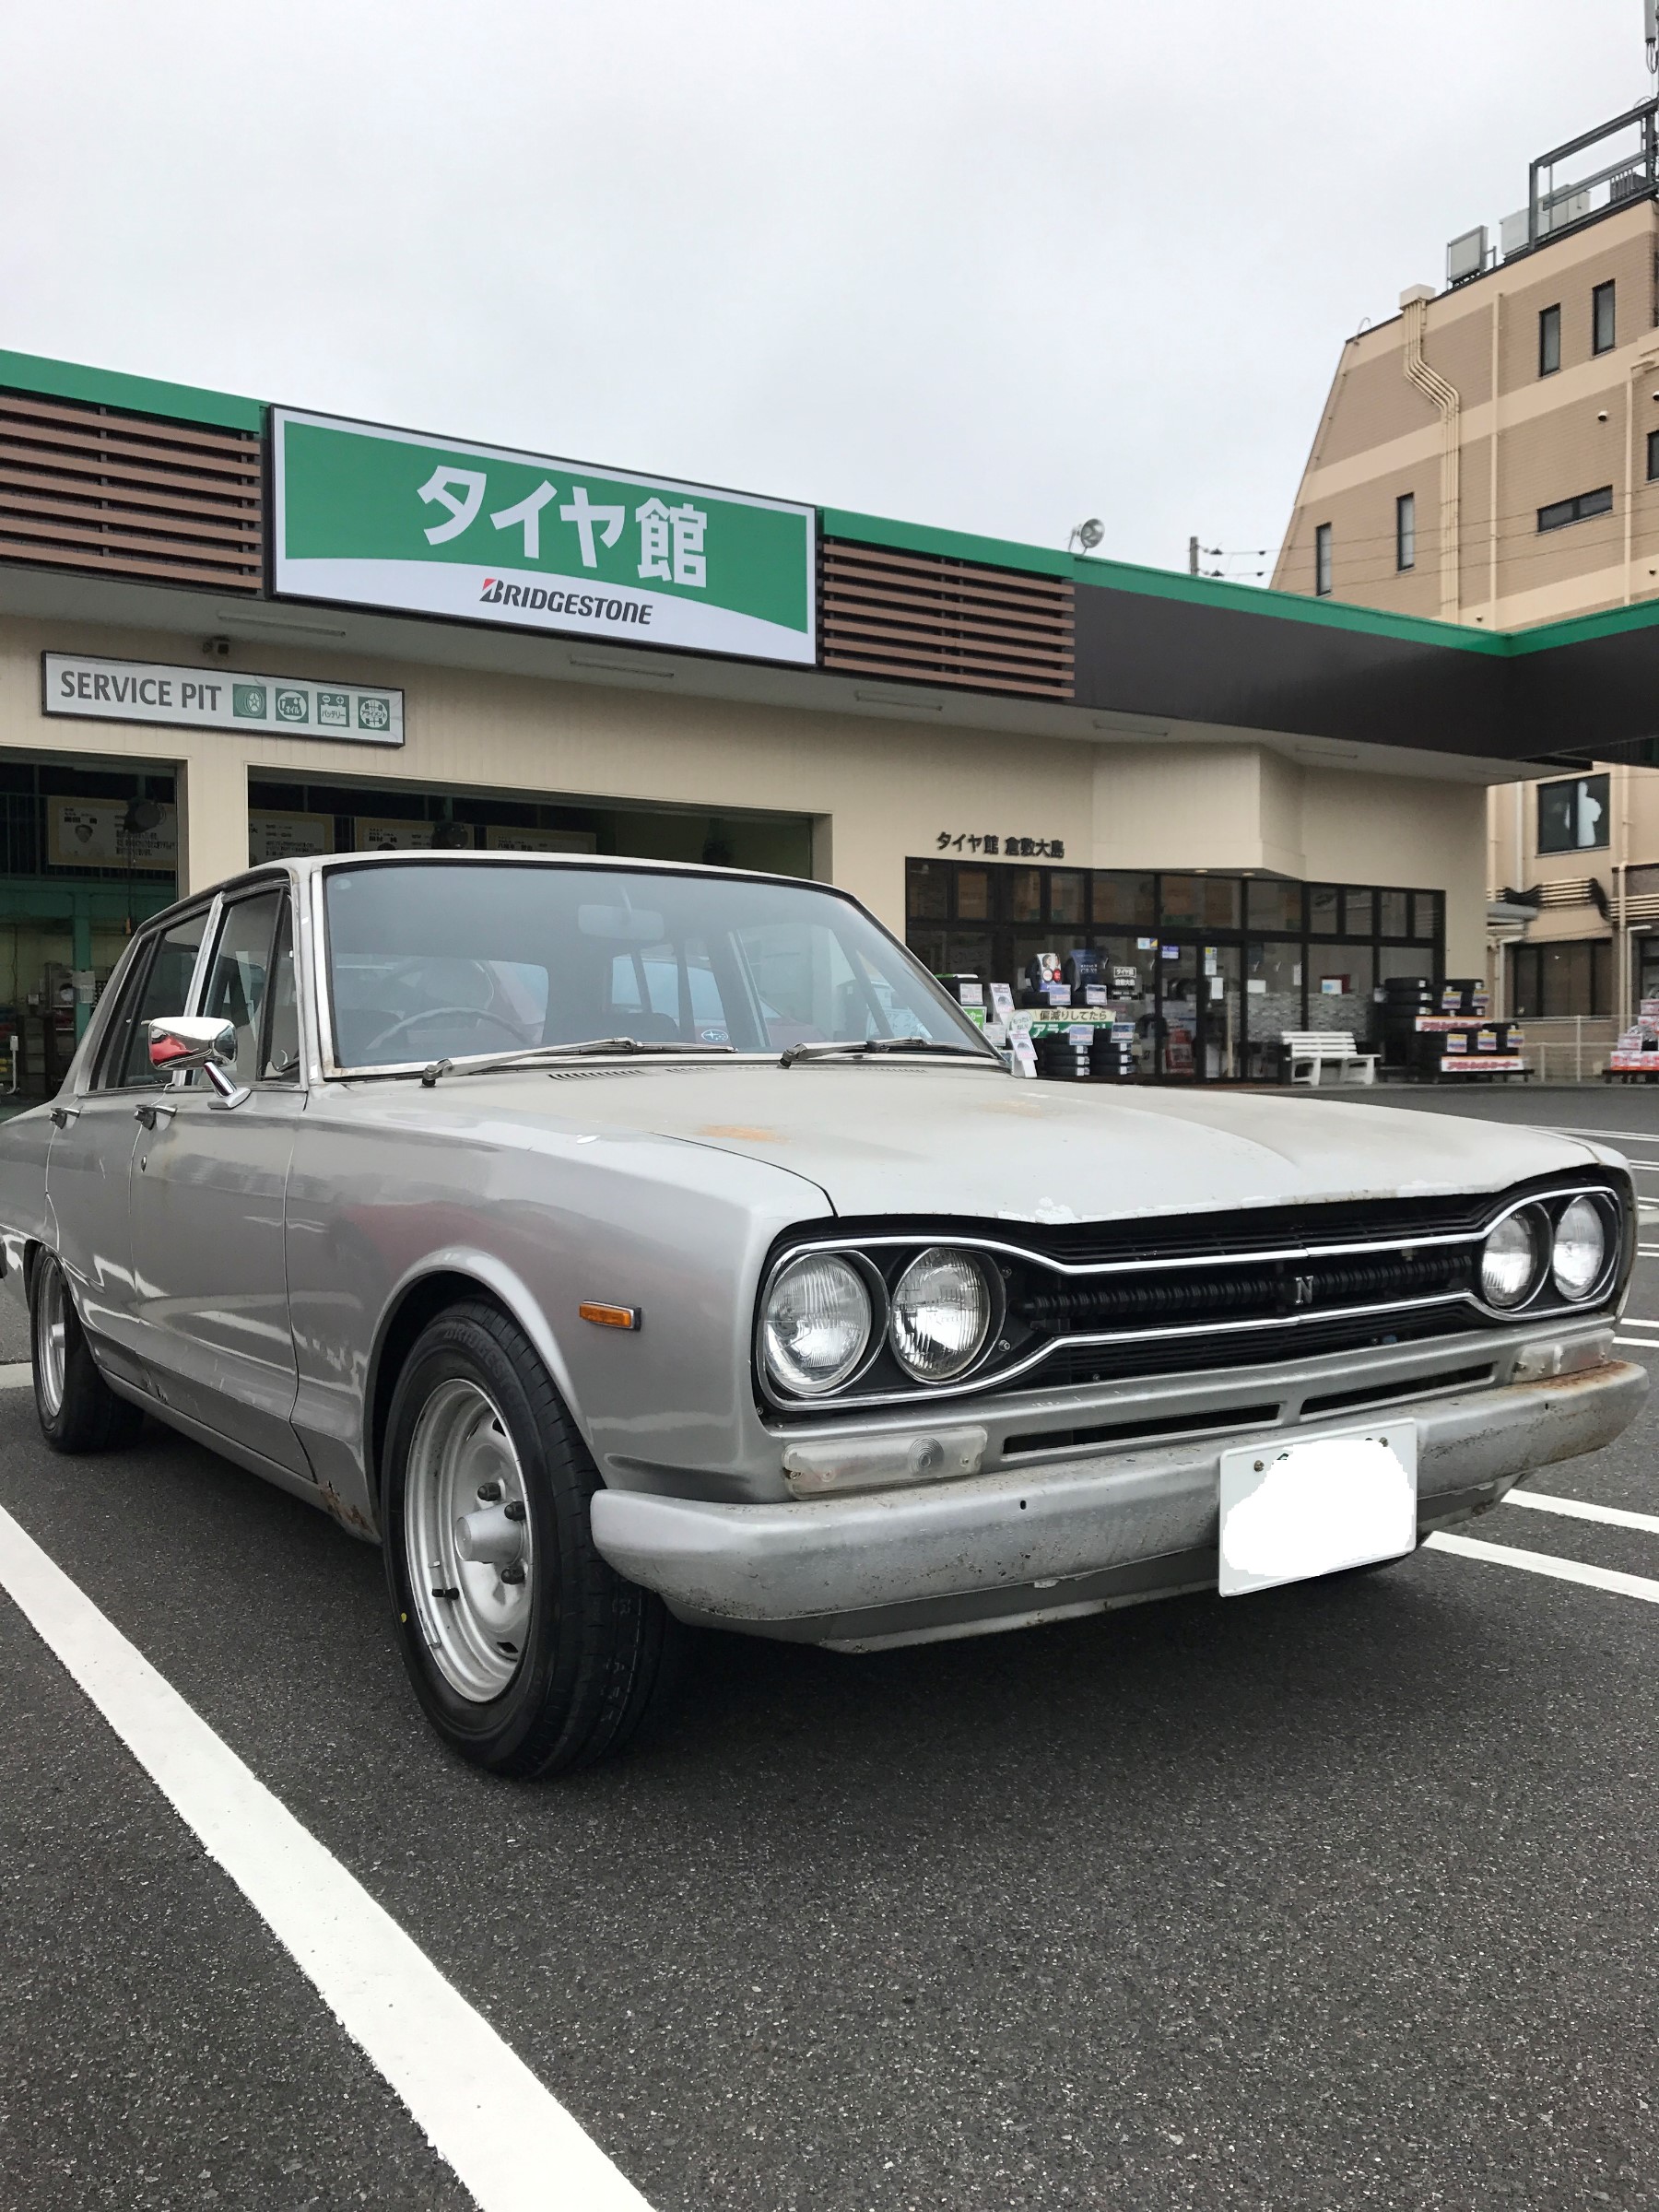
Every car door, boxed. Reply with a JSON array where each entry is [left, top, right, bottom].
[[127, 885, 311, 1478], [45, 904, 211, 1377]]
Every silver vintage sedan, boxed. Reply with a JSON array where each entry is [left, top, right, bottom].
[[0, 853, 1644, 1775]]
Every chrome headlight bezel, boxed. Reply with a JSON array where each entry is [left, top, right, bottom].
[[1551, 1192, 1609, 1302], [759, 1250, 883, 1399], [1479, 1205, 1547, 1311], [1473, 1187, 1623, 1317], [888, 1244, 998, 1383]]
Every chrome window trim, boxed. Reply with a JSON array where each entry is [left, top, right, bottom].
[[755, 1182, 1628, 1412]]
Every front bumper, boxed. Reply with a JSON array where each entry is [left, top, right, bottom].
[[590, 1357, 1648, 1649]]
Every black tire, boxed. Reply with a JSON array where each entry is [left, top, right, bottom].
[[382, 1300, 683, 1778], [29, 1249, 145, 1454]]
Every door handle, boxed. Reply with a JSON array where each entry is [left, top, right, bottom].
[[48, 1103, 79, 1129], [134, 1100, 178, 1129]]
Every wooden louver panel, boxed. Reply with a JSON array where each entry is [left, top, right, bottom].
[[820, 537, 1075, 699], [0, 389, 262, 593]]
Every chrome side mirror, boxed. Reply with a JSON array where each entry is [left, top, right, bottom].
[[147, 1017, 251, 1110]]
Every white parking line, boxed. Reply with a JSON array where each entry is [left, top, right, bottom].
[[0, 1362, 31, 1390], [1502, 1488, 1659, 1537], [0, 1502, 652, 2212], [1547, 1125, 1659, 1146], [1427, 1528, 1659, 1605]]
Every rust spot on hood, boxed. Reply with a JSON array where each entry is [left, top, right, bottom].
[[696, 1124, 783, 1142]]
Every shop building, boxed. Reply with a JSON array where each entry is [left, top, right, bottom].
[[1271, 89, 1659, 1063], [0, 342, 1650, 1093]]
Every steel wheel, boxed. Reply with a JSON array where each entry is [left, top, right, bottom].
[[34, 1258, 67, 1419], [404, 1377, 534, 1702]]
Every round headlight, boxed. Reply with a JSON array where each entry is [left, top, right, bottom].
[[888, 1246, 992, 1382], [762, 1253, 872, 1396], [1481, 1209, 1543, 1309], [1552, 1195, 1606, 1301]]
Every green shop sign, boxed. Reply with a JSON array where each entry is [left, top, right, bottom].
[[272, 410, 817, 666]]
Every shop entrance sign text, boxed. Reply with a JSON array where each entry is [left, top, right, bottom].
[[271, 411, 817, 666], [43, 655, 404, 745]]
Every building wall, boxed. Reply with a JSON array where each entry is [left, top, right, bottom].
[[1274, 199, 1659, 629], [0, 610, 1488, 971], [1276, 195, 1659, 1021]]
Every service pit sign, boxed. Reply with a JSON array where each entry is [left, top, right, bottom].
[[42, 655, 403, 744], [271, 409, 818, 666]]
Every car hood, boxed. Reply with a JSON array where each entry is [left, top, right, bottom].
[[420, 1062, 1609, 1224]]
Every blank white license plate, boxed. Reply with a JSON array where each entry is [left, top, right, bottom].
[[1218, 1422, 1418, 1596]]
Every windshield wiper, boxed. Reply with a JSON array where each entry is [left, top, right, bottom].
[[419, 1038, 735, 1088], [779, 1037, 995, 1069]]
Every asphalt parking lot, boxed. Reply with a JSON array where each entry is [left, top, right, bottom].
[[5, 1084, 1659, 2211]]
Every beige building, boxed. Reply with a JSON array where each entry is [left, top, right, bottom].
[[0, 338, 1611, 1094], [1274, 94, 1659, 1060]]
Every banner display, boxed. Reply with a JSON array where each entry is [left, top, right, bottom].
[[48, 799, 179, 871], [249, 811, 335, 864], [272, 410, 816, 666], [43, 654, 403, 744], [483, 826, 597, 854]]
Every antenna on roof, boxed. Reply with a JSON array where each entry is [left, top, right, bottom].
[[1647, 0, 1658, 74]]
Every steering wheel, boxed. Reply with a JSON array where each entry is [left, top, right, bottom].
[[363, 1006, 529, 1056]]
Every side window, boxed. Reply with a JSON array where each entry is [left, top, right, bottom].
[[199, 891, 282, 1087], [105, 909, 210, 1088]]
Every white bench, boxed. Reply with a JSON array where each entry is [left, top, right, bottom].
[[1281, 1030, 1379, 1087]]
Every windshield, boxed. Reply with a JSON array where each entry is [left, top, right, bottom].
[[322, 862, 991, 1069]]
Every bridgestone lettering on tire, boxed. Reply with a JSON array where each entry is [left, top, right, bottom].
[[29, 1249, 145, 1454], [382, 1300, 681, 1777]]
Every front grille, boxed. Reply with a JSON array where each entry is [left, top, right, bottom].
[[1035, 1306, 1486, 1391], [760, 1170, 1632, 1416], [1014, 1245, 1474, 1333]]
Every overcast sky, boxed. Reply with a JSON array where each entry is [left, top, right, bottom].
[[1, 1, 1648, 579]]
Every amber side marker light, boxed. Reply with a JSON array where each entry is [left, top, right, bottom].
[[580, 1301, 642, 1331]]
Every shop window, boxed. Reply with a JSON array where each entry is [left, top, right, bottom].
[[1049, 870, 1085, 926], [1314, 523, 1333, 596], [1379, 948, 1435, 992], [1248, 879, 1301, 932], [1509, 939, 1610, 1018], [1539, 303, 1561, 376], [1091, 872, 1155, 927], [1537, 773, 1609, 853], [1410, 889, 1441, 939], [1593, 279, 1616, 356], [1162, 875, 1240, 929], [1395, 493, 1416, 572], [1308, 946, 1375, 1035], [1538, 486, 1613, 533], [905, 860, 950, 921], [1308, 886, 1340, 935], [956, 868, 991, 922], [1380, 889, 1410, 938], [1346, 888, 1374, 935]]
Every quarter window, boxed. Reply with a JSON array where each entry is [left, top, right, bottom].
[[1593, 279, 1616, 356], [1539, 303, 1561, 376], [199, 891, 288, 1087]]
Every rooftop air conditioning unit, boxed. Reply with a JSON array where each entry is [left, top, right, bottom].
[[1500, 207, 1532, 258], [1446, 225, 1488, 284], [1541, 185, 1592, 234]]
